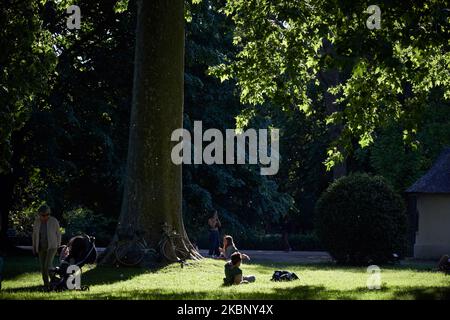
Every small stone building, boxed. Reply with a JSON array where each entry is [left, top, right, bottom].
[[406, 148, 450, 259]]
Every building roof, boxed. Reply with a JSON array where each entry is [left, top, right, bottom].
[[406, 148, 450, 194]]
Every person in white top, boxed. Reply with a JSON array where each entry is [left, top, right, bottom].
[[32, 205, 61, 287]]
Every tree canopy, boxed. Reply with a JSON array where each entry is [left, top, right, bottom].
[[211, 0, 450, 169], [1, 0, 449, 251]]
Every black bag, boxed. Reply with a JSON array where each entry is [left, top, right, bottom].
[[271, 270, 299, 281]]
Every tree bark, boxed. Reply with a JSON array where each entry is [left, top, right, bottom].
[[101, 0, 200, 264]]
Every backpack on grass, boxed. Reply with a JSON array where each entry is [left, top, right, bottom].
[[271, 270, 299, 282]]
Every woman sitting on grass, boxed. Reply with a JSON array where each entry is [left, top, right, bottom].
[[223, 252, 255, 285], [219, 235, 250, 261]]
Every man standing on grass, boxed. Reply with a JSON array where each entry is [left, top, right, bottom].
[[32, 205, 61, 287]]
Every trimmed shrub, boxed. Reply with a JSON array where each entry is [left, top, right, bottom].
[[315, 173, 407, 264]]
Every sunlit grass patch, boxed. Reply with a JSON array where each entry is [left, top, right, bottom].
[[1, 256, 449, 300]]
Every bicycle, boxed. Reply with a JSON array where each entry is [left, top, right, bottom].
[[114, 223, 192, 266], [158, 223, 190, 263], [114, 227, 158, 267]]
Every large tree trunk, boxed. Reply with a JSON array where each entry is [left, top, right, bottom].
[[101, 0, 200, 264]]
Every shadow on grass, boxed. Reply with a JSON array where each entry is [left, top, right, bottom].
[[2, 264, 155, 296], [82, 285, 450, 300], [3, 277, 450, 300], [2, 254, 158, 291], [4, 284, 450, 300], [390, 286, 450, 300], [1, 285, 47, 294], [2, 255, 41, 280], [81, 265, 149, 286], [3, 255, 448, 300], [75, 285, 340, 300]]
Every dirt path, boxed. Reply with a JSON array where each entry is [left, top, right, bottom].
[[199, 249, 332, 264], [18, 246, 332, 264]]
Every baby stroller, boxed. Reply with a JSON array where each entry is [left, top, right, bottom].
[[49, 234, 97, 291]]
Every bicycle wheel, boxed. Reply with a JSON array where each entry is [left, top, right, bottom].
[[160, 238, 179, 262], [144, 248, 161, 262], [115, 241, 145, 266], [173, 237, 190, 261]]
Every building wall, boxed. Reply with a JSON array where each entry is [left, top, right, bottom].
[[414, 194, 450, 259], [406, 195, 418, 257]]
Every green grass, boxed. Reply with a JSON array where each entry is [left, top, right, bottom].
[[1, 256, 450, 300]]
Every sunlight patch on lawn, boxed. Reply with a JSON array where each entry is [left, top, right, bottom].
[[1, 257, 450, 300]]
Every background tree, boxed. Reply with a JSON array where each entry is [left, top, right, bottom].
[[101, 0, 202, 263], [211, 0, 450, 171], [8, 0, 135, 245], [4, 0, 449, 253], [183, 0, 295, 243], [5, 0, 295, 250], [0, 0, 56, 250]]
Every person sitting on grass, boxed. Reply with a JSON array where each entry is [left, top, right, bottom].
[[223, 252, 255, 285], [438, 254, 450, 273], [219, 235, 250, 261]]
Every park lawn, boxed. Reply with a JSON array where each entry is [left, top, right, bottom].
[[1, 255, 450, 300]]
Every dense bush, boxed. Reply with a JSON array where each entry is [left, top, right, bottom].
[[194, 232, 322, 251], [9, 204, 41, 239], [238, 233, 322, 251], [62, 208, 115, 246], [315, 173, 407, 265]]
